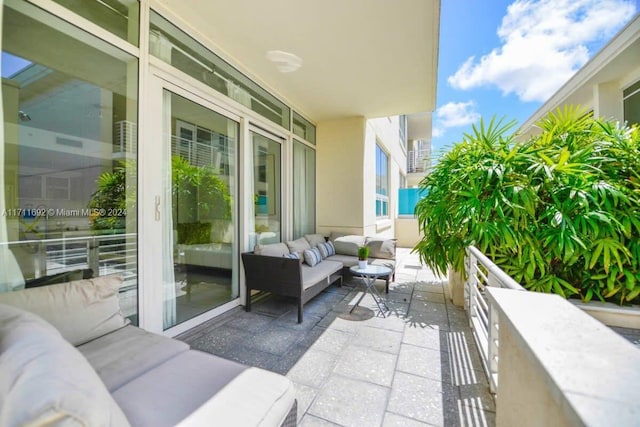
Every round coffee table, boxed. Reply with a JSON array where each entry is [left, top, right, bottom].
[[349, 264, 391, 316]]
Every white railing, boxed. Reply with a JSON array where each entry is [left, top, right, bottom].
[[8, 233, 137, 290], [407, 148, 430, 173], [465, 246, 526, 393], [171, 135, 224, 169], [114, 120, 137, 155]]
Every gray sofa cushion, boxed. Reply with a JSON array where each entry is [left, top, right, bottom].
[[301, 260, 342, 289], [366, 237, 396, 260], [326, 254, 360, 267], [0, 275, 129, 346], [112, 350, 247, 427], [0, 304, 130, 427], [286, 237, 311, 258], [332, 235, 366, 256], [254, 242, 290, 257], [78, 325, 190, 391], [304, 233, 326, 247]]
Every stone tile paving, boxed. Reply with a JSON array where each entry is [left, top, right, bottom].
[[178, 248, 496, 426]]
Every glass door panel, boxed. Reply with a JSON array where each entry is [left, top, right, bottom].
[[162, 90, 238, 330], [0, 1, 138, 322], [251, 131, 281, 246]]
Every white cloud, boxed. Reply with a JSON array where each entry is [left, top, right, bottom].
[[432, 126, 444, 138], [436, 101, 481, 128], [448, 0, 636, 102]]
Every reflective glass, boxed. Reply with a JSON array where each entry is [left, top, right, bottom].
[[1, 1, 139, 322]]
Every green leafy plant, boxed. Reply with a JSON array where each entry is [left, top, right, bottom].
[[358, 245, 370, 261], [89, 156, 232, 243], [414, 107, 640, 304], [88, 160, 135, 232]]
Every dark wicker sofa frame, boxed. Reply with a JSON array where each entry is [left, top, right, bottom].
[[241, 252, 343, 323]]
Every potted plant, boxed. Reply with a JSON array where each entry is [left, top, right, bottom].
[[357, 246, 370, 270], [414, 109, 640, 305]]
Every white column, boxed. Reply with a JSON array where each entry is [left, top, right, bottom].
[[593, 81, 623, 122]]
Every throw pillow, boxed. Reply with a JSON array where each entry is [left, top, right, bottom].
[[286, 237, 311, 258], [317, 241, 336, 259], [283, 252, 302, 264], [333, 235, 366, 256], [0, 304, 131, 427], [304, 234, 326, 248], [254, 242, 289, 257], [303, 247, 323, 267], [365, 238, 396, 260], [0, 275, 129, 346]]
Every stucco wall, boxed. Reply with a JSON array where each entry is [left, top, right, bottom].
[[316, 116, 366, 236]]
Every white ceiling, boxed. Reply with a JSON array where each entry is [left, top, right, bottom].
[[156, 0, 440, 122]]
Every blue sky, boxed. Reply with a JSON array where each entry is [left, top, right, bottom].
[[432, 0, 640, 159]]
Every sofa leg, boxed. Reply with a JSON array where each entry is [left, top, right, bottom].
[[386, 277, 390, 293], [246, 288, 251, 312], [298, 300, 303, 323]]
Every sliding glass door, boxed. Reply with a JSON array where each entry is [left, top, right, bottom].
[[161, 89, 238, 330], [251, 131, 282, 247]]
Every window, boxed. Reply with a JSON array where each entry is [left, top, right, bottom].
[[623, 80, 640, 127], [399, 114, 408, 151], [376, 144, 389, 218], [51, 0, 139, 46], [293, 140, 316, 238], [149, 10, 291, 130], [293, 112, 316, 145], [1, 0, 138, 321]]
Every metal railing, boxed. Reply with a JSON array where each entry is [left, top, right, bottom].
[[465, 246, 526, 393], [8, 233, 137, 289], [113, 120, 137, 155], [407, 148, 431, 173]]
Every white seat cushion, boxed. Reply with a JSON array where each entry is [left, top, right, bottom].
[[0, 275, 129, 346], [301, 260, 342, 289], [0, 304, 130, 427], [177, 367, 296, 427], [78, 325, 189, 391]]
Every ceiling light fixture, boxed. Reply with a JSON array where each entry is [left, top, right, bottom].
[[266, 50, 302, 73]]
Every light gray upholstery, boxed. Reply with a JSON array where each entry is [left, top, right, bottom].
[[332, 235, 366, 256], [302, 260, 342, 289], [0, 304, 130, 427], [304, 233, 326, 247], [1, 277, 298, 427], [112, 350, 247, 427], [326, 254, 360, 267], [0, 275, 129, 346], [78, 325, 189, 391], [254, 242, 290, 257], [366, 237, 396, 260]]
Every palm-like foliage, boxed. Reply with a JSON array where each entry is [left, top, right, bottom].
[[414, 107, 640, 303]]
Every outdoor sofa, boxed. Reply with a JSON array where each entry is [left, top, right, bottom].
[[241, 233, 396, 323], [0, 275, 297, 427]]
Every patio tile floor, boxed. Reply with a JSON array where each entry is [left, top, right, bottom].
[[178, 248, 496, 426]]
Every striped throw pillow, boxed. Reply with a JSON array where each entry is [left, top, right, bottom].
[[284, 252, 300, 260], [303, 247, 323, 267], [317, 241, 336, 258]]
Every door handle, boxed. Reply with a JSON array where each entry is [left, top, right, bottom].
[[155, 195, 161, 221]]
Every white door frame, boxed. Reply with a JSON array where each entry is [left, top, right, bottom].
[[140, 71, 242, 336]]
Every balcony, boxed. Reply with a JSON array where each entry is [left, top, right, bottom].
[[178, 248, 496, 426], [176, 246, 640, 426], [407, 148, 431, 174]]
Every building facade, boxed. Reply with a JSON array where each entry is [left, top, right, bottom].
[[519, 14, 640, 137], [0, 0, 439, 335]]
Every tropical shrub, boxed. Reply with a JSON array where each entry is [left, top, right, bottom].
[[89, 156, 232, 242], [414, 107, 640, 303]]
